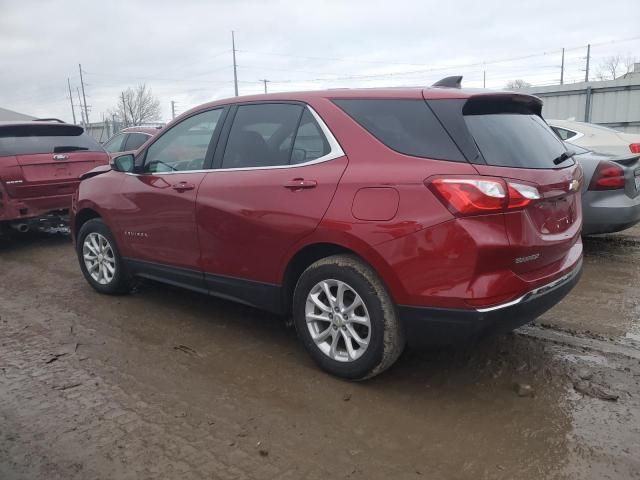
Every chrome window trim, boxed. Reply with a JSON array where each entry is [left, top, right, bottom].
[[131, 105, 345, 176]]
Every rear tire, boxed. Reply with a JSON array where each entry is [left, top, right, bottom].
[[293, 254, 405, 380], [77, 218, 131, 295]]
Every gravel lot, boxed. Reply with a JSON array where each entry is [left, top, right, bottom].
[[1, 226, 639, 479]]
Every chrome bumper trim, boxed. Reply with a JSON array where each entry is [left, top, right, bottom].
[[475, 260, 582, 313]]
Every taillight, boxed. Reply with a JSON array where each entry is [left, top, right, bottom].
[[629, 143, 640, 154], [428, 177, 541, 217], [589, 161, 625, 190]]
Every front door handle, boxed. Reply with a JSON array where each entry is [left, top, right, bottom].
[[172, 182, 196, 192], [283, 178, 317, 190]]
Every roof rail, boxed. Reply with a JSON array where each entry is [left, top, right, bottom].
[[432, 76, 463, 89], [33, 118, 65, 123]]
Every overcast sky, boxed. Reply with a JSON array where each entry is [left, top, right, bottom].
[[1, 0, 639, 124]]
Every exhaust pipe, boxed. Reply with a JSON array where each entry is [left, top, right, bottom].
[[10, 223, 29, 233]]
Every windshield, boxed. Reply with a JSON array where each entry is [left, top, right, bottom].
[[465, 114, 571, 169]]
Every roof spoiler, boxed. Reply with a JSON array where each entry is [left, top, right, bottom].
[[33, 118, 65, 123], [432, 76, 463, 89]]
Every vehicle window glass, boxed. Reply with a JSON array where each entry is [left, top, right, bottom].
[[551, 126, 576, 140], [124, 132, 150, 151], [103, 133, 127, 153], [333, 99, 465, 161], [0, 124, 104, 156], [291, 109, 330, 164], [465, 114, 570, 169], [222, 103, 303, 169], [144, 109, 222, 173]]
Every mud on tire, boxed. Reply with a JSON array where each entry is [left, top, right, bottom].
[[76, 218, 131, 295], [292, 254, 405, 380]]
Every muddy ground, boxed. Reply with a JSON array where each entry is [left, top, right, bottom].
[[1, 226, 639, 480]]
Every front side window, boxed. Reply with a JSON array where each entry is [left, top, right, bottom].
[[103, 133, 127, 153], [144, 109, 222, 173], [221, 103, 304, 169], [124, 132, 150, 151]]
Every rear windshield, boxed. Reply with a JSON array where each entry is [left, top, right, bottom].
[[0, 124, 103, 157], [333, 99, 465, 161], [464, 113, 570, 169]]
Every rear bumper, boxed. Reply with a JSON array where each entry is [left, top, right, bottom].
[[0, 193, 72, 223], [398, 257, 583, 347], [582, 190, 640, 235]]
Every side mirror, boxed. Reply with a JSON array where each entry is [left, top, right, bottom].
[[110, 153, 135, 173]]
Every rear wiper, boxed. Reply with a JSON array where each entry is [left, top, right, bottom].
[[53, 146, 89, 153], [553, 150, 576, 165]]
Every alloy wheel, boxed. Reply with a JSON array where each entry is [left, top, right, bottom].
[[305, 279, 371, 362], [83, 232, 116, 285]]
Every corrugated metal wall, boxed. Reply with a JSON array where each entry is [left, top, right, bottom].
[[525, 75, 640, 133]]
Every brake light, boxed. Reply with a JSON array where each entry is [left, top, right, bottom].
[[629, 143, 640, 154], [428, 177, 541, 217], [589, 161, 625, 190]]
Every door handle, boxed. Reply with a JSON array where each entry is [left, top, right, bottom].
[[283, 178, 317, 190], [172, 182, 196, 192]]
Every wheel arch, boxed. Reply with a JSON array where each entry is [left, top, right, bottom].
[[280, 238, 402, 315], [73, 208, 102, 241]]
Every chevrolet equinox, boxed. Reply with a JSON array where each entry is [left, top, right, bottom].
[[72, 80, 584, 379]]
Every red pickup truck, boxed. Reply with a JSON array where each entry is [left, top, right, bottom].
[[0, 121, 109, 233]]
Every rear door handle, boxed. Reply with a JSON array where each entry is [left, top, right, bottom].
[[172, 182, 196, 192], [283, 178, 317, 190]]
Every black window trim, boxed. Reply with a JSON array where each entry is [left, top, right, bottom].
[[211, 101, 345, 172]]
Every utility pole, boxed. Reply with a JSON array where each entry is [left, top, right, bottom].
[[171, 100, 176, 119], [231, 31, 239, 96], [67, 78, 76, 124], [260, 79, 269, 94], [585, 44, 591, 82], [78, 63, 90, 125], [560, 48, 565, 85], [483, 71, 486, 88], [76, 87, 85, 126]]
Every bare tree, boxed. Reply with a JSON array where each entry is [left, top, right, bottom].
[[623, 54, 639, 74], [597, 55, 621, 80], [505, 79, 532, 90], [112, 84, 161, 127]]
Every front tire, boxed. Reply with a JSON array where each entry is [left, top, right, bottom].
[[76, 218, 131, 295], [293, 254, 405, 380]]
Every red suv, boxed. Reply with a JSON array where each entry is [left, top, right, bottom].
[[72, 83, 583, 379], [0, 121, 109, 233]]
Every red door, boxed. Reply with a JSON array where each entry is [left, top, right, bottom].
[[115, 172, 205, 269], [196, 157, 348, 284], [195, 103, 348, 287], [111, 108, 225, 277]]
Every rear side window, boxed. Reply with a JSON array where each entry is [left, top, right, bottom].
[[465, 114, 569, 169], [333, 99, 465, 161], [0, 124, 103, 156], [124, 132, 150, 151], [222, 103, 304, 169], [103, 133, 127, 153], [291, 110, 330, 164], [551, 126, 577, 141]]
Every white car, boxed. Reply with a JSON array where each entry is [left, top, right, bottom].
[[547, 119, 640, 156]]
